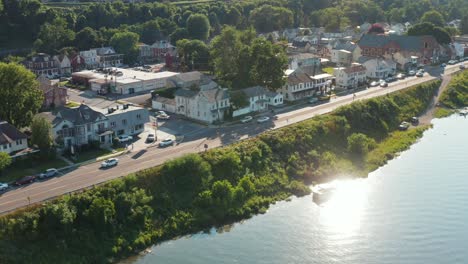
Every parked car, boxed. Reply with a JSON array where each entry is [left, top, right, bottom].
[[441, 63, 447, 68], [0, 183, 8, 192], [380, 81, 388, 87], [118, 135, 133, 143], [15, 175, 37, 186], [411, 117, 419, 125], [155, 111, 167, 116], [370, 81, 379, 87], [408, 70, 416, 76], [156, 113, 170, 120], [241, 116, 253, 123], [101, 158, 119, 168], [308, 97, 319, 104], [39, 168, 59, 179], [399, 121, 411, 131], [318, 95, 331, 101], [385, 77, 395, 83], [416, 71, 424, 77], [146, 133, 156, 143], [159, 138, 175, 147], [396, 73, 406, 79], [448, 60, 457, 65], [257, 116, 270, 123]]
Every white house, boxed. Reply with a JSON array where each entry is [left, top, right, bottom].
[[174, 81, 230, 124], [0, 121, 29, 157], [360, 57, 397, 79], [280, 70, 315, 102], [152, 95, 177, 114], [79, 49, 98, 69], [334, 63, 367, 89], [53, 55, 72, 76], [267, 91, 284, 106], [232, 86, 269, 117]]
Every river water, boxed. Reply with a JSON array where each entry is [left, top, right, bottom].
[[122, 114, 468, 264]]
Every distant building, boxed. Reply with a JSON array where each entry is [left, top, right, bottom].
[[232, 86, 269, 117], [359, 57, 397, 79], [53, 55, 72, 76], [334, 63, 367, 89], [280, 70, 315, 101], [0, 121, 29, 157], [37, 76, 68, 108], [94, 104, 149, 137], [23, 53, 59, 77]]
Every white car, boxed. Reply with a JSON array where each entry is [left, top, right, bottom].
[[101, 158, 119, 168], [241, 116, 253, 123], [380, 81, 388, 87], [408, 70, 416, 76], [396, 73, 405, 79], [0, 183, 8, 192], [118, 135, 133, 143], [39, 168, 59, 179], [416, 71, 424, 77], [159, 138, 175, 147], [155, 111, 167, 116], [257, 116, 270, 123], [370, 81, 379, 87], [156, 113, 170, 120]]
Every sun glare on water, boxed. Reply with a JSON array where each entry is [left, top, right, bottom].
[[317, 179, 370, 236]]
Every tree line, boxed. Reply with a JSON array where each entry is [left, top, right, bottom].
[[0, 80, 441, 263]]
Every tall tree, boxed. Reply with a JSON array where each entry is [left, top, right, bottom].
[[34, 18, 75, 54], [420, 10, 445, 27], [461, 15, 468, 34], [249, 5, 293, 33], [75, 27, 101, 51], [0, 63, 43, 128], [408, 22, 452, 44], [30, 116, 53, 151], [140, 20, 162, 44], [249, 38, 287, 90], [186, 14, 210, 41], [210, 26, 243, 85], [110, 31, 140, 64]]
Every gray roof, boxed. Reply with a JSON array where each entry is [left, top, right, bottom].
[[358, 34, 435, 51], [331, 39, 357, 52], [0, 121, 27, 145], [55, 104, 106, 126], [175, 71, 203, 82], [174, 88, 198, 98], [154, 96, 176, 105], [201, 89, 229, 103], [241, 86, 267, 98]]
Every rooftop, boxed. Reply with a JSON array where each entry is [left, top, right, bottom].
[[0, 121, 27, 145], [72, 68, 179, 84]]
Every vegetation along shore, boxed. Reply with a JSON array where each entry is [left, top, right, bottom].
[[1, 78, 461, 264]]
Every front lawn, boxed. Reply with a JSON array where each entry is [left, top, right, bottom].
[[0, 157, 68, 183], [68, 148, 113, 163]]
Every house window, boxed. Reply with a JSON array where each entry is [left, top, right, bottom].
[[122, 119, 127, 125], [137, 114, 141, 119], [87, 124, 91, 131], [16, 139, 23, 145], [111, 121, 116, 127]]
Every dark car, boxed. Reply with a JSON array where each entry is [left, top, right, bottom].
[[15, 175, 37, 186]]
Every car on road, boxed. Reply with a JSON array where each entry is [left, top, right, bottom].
[[241, 116, 253, 123], [118, 135, 133, 143], [155, 111, 167, 116], [399, 121, 411, 131], [411, 117, 419, 125], [39, 168, 59, 179], [385, 77, 395, 83], [370, 81, 379, 87], [380, 81, 388, 87], [416, 71, 424, 77], [448, 60, 457, 65], [257, 116, 270, 123], [441, 63, 447, 68], [15, 175, 37, 186], [0, 183, 8, 192], [156, 113, 170, 120], [146, 133, 156, 143], [159, 138, 175, 147], [396, 73, 406, 79], [460, 64, 466, 70], [101, 158, 119, 168], [308, 97, 319, 104], [408, 70, 416, 76]]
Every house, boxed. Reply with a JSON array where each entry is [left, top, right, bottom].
[[93, 47, 124, 67], [282, 28, 300, 41], [311, 73, 333, 94], [174, 80, 230, 124], [0, 121, 29, 157], [359, 57, 396, 79], [280, 70, 315, 101], [357, 34, 442, 65], [291, 36, 314, 53], [266, 91, 284, 106], [169, 71, 204, 88], [52, 104, 113, 149], [288, 53, 321, 70], [151, 40, 176, 59], [333, 63, 367, 90], [138, 43, 154, 63], [328, 39, 358, 64], [232, 86, 269, 117], [447, 19, 461, 29], [70, 54, 86, 72], [94, 104, 149, 137], [79, 49, 98, 69], [53, 55, 72, 76], [23, 53, 59, 77], [37, 76, 68, 108], [151, 94, 177, 113]]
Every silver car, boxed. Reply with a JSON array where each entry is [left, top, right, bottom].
[[39, 168, 59, 179], [159, 138, 175, 147], [0, 183, 8, 192], [101, 158, 119, 168]]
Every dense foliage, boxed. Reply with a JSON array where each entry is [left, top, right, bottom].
[[0, 80, 440, 263], [439, 71, 468, 109]]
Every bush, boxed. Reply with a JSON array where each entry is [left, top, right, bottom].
[[347, 133, 376, 157]]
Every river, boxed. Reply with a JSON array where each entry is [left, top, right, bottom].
[[122, 114, 468, 264]]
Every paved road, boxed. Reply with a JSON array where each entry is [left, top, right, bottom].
[[0, 63, 465, 215]]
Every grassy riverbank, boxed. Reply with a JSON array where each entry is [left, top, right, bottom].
[[0, 81, 440, 264], [439, 71, 468, 109]]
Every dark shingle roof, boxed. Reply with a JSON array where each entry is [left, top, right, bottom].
[[358, 34, 435, 51], [0, 121, 27, 145], [55, 104, 106, 125], [287, 72, 313, 85]]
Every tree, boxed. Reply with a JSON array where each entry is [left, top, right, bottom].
[[347, 133, 376, 157], [0, 63, 43, 128], [176, 39, 209, 70], [75, 27, 101, 51], [210, 26, 243, 85], [186, 14, 210, 40], [368, 23, 385, 34], [34, 18, 75, 54], [169, 28, 189, 45], [408, 23, 452, 44], [421, 10, 445, 27], [249, 38, 287, 90], [0, 152, 12, 173], [249, 5, 293, 33], [140, 20, 162, 44], [110, 31, 140, 64], [310, 7, 349, 32], [30, 116, 53, 151], [461, 15, 468, 34]]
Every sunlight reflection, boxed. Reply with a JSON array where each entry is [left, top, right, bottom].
[[316, 179, 370, 236]]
